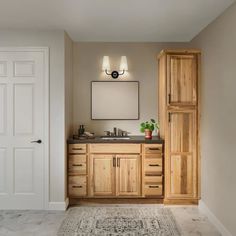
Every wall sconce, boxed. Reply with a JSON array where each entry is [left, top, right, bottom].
[[102, 56, 128, 79]]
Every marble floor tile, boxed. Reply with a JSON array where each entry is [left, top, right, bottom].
[[0, 205, 221, 236]]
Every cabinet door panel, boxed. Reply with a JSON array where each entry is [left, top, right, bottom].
[[90, 155, 115, 196], [167, 110, 197, 198], [116, 155, 140, 196], [170, 155, 193, 196], [167, 54, 197, 106], [170, 112, 194, 153]]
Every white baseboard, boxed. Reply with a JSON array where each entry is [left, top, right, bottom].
[[47, 198, 69, 211], [199, 200, 232, 236]]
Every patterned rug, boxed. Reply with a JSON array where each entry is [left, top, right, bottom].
[[57, 206, 181, 236]]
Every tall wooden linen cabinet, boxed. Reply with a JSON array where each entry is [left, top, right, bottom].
[[158, 49, 201, 204]]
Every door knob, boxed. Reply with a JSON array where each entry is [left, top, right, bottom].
[[31, 139, 42, 144]]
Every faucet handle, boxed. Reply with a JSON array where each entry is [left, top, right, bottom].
[[104, 131, 110, 136], [122, 131, 129, 136]]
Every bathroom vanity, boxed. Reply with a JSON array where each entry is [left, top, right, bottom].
[[67, 136, 164, 203], [67, 49, 201, 205]]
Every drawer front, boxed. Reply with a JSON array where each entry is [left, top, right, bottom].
[[69, 176, 87, 196], [68, 155, 87, 174], [144, 176, 163, 185], [69, 144, 87, 154], [144, 158, 163, 175], [144, 184, 163, 196], [144, 144, 162, 154], [90, 144, 141, 154]]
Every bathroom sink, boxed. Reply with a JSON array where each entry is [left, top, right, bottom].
[[100, 136, 131, 140]]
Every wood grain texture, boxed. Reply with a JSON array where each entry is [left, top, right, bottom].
[[70, 198, 164, 205], [68, 176, 87, 197], [167, 54, 197, 106], [158, 49, 200, 202], [158, 54, 167, 138], [69, 144, 87, 154], [90, 154, 115, 196], [90, 144, 141, 154], [116, 155, 141, 196], [68, 155, 87, 175]]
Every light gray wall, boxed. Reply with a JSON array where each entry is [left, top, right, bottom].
[[72, 42, 187, 135], [64, 32, 73, 198], [191, 3, 236, 235], [0, 30, 66, 203]]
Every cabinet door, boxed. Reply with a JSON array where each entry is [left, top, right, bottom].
[[116, 155, 141, 196], [90, 155, 115, 196], [166, 110, 197, 198], [167, 54, 198, 106]]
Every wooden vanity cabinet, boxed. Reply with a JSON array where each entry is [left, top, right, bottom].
[[68, 142, 163, 200], [143, 144, 164, 197], [68, 144, 88, 197], [89, 144, 141, 197], [158, 49, 200, 203]]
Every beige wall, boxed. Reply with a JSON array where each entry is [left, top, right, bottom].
[[64, 32, 73, 200], [0, 30, 66, 204], [191, 3, 236, 235], [72, 42, 187, 135]]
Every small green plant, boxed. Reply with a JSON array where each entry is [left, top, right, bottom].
[[140, 119, 159, 133]]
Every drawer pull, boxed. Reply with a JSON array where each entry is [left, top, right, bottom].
[[72, 164, 83, 167], [72, 148, 83, 150], [148, 148, 160, 151], [72, 186, 83, 188], [149, 185, 159, 188], [117, 158, 120, 167], [149, 164, 160, 167], [113, 157, 116, 167]]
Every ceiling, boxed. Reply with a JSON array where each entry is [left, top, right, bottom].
[[0, 0, 235, 42]]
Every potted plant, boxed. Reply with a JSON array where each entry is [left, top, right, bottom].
[[140, 119, 159, 139]]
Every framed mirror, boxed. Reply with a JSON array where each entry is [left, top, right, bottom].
[[91, 81, 139, 120]]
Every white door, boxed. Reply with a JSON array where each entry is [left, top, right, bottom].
[[0, 48, 49, 209]]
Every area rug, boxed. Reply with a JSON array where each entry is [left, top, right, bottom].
[[57, 206, 181, 236]]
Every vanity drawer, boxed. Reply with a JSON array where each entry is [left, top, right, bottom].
[[69, 144, 87, 154], [145, 158, 163, 175], [144, 184, 163, 196], [68, 155, 87, 174], [69, 176, 87, 196], [144, 144, 162, 154], [90, 144, 141, 154], [144, 176, 163, 184]]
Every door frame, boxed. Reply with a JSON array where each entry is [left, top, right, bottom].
[[0, 47, 49, 209]]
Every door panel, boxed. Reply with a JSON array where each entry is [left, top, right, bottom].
[[14, 148, 34, 194], [91, 155, 115, 196], [0, 148, 7, 194], [170, 112, 194, 153], [0, 49, 47, 209], [0, 61, 7, 76], [167, 110, 197, 198], [0, 84, 6, 134], [13, 61, 35, 77], [116, 155, 140, 196], [167, 54, 197, 106], [14, 84, 34, 135], [170, 155, 193, 196]]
